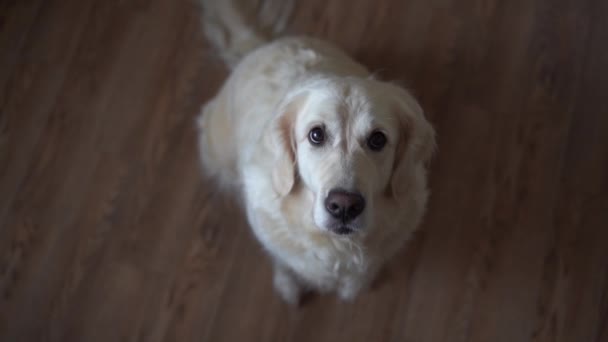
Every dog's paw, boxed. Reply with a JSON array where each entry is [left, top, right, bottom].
[[337, 277, 367, 302], [337, 285, 359, 302], [273, 267, 302, 306]]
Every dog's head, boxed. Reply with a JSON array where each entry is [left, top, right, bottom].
[[270, 77, 435, 236]]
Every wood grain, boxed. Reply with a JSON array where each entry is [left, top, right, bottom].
[[1, 0, 607, 341]]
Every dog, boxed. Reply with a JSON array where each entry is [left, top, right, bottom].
[[197, 1, 435, 304]]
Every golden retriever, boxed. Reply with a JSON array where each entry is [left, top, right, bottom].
[[197, 1, 435, 304]]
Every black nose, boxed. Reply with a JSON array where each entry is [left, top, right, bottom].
[[324, 189, 366, 222]]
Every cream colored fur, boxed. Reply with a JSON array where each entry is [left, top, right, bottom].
[[197, 1, 435, 304]]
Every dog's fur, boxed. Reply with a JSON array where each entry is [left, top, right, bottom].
[[197, 1, 435, 304]]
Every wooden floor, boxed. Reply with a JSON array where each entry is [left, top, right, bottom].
[[1, 0, 607, 341]]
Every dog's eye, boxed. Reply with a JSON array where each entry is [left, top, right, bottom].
[[308, 126, 325, 146], [367, 131, 387, 151]]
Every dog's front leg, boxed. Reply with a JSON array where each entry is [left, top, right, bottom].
[[272, 262, 304, 306], [337, 267, 378, 301]]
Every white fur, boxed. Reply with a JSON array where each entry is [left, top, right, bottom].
[[197, 3, 435, 304]]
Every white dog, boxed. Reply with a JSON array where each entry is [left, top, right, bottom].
[[197, 1, 435, 304]]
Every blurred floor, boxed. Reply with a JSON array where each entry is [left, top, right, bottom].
[[1, 0, 607, 341]]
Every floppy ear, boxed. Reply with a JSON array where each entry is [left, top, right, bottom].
[[388, 85, 436, 197], [269, 96, 305, 196]]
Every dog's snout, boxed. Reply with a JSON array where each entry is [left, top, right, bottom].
[[324, 189, 366, 222]]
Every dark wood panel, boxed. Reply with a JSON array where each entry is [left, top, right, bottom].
[[1, 0, 606, 341]]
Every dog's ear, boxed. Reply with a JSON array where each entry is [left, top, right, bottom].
[[388, 85, 436, 198], [269, 96, 305, 196]]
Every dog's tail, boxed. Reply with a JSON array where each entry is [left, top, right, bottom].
[[198, 0, 295, 68]]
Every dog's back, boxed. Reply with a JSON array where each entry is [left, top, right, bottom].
[[196, 0, 291, 188]]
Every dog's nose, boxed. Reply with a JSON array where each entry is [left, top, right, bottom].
[[324, 189, 366, 222]]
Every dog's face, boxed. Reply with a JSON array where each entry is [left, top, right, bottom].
[[270, 78, 435, 236]]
